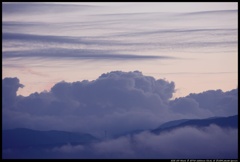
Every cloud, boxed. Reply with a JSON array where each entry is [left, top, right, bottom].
[[2, 71, 176, 135], [186, 89, 238, 116], [3, 32, 141, 46], [169, 97, 212, 117], [168, 89, 238, 119], [147, 72, 237, 76], [3, 48, 174, 61], [4, 125, 236, 159], [92, 125, 237, 159], [2, 2, 97, 15], [2, 71, 238, 137], [2, 31, 177, 60], [3, 7, 237, 54], [51, 143, 85, 153], [180, 9, 237, 16], [2, 77, 24, 107], [2, 71, 238, 159], [2, 32, 182, 61]]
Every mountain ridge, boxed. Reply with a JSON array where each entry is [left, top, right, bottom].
[[152, 115, 238, 134], [2, 115, 238, 149], [2, 128, 99, 149]]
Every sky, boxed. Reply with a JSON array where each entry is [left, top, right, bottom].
[[2, 2, 238, 159], [2, 2, 238, 99]]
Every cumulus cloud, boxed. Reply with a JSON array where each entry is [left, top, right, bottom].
[[2, 71, 176, 135], [170, 89, 238, 117], [169, 97, 214, 118], [2, 71, 238, 137], [2, 77, 24, 108]]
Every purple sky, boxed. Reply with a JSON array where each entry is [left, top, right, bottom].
[[2, 2, 238, 159], [2, 2, 238, 98]]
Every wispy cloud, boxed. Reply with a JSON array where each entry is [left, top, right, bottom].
[[3, 48, 176, 61], [147, 71, 237, 76], [2, 6, 237, 57], [2, 2, 98, 15], [2, 64, 49, 77]]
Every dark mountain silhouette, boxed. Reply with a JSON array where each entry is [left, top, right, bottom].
[[151, 115, 238, 134], [111, 115, 238, 138], [2, 128, 99, 149], [154, 116, 225, 130], [156, 119, 191, 129], [2, 115, 238, 150]]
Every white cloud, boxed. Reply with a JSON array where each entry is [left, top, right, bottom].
[[51, 143, 85, 153], [43, 125, 238, 159]]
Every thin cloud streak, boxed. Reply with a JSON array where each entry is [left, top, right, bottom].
[[3, 49, 177, 61], [2, 2, 99, 15], [2, 32, 148, 46], [147, 72, 237, 75]]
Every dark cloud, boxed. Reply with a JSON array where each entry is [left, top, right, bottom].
[[2, 77, 24, 108], [2, 2, 97, 15], [3, 49, 174, 61], [3, 32, 174, 61], [2, 71, 238, 137], [168, 89, 238, 119], [2, 33, 82, 44], [2, 71, 176, 135], [2, 32, 146, 46], [169, 97, 211, 117], [186, 89, 238, 116]]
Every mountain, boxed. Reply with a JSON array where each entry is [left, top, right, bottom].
[[152, 115, 238, 134], [156, 119, 191, 129], [2, 128, 99, 149], [112, 115, 238, 138], [3, 115, 237, 150]]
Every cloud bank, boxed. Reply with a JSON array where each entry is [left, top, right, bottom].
[[3, 125, 237, 159], [90, 125, 238, 159], [2, 71, 237, 137]]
